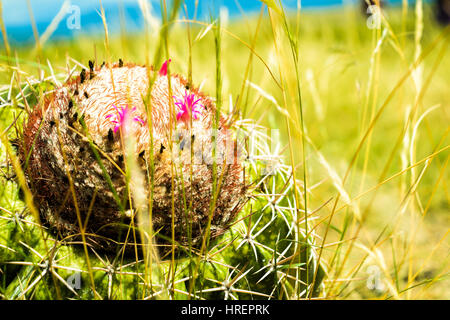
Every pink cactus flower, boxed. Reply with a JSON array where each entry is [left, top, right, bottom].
[[105, 104, 145, 134], [174, 90, 202, 124], [159, 59, 171, 76]]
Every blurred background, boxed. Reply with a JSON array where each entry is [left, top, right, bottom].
[[1, 0, 446, 45]]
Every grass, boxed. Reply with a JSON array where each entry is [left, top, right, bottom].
[[0, 1, 449, 299]]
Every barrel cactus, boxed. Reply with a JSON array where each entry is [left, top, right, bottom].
[[0, 59, 325, 299]]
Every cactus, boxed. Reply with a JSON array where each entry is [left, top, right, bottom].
[[0, 60, 324, 300]]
